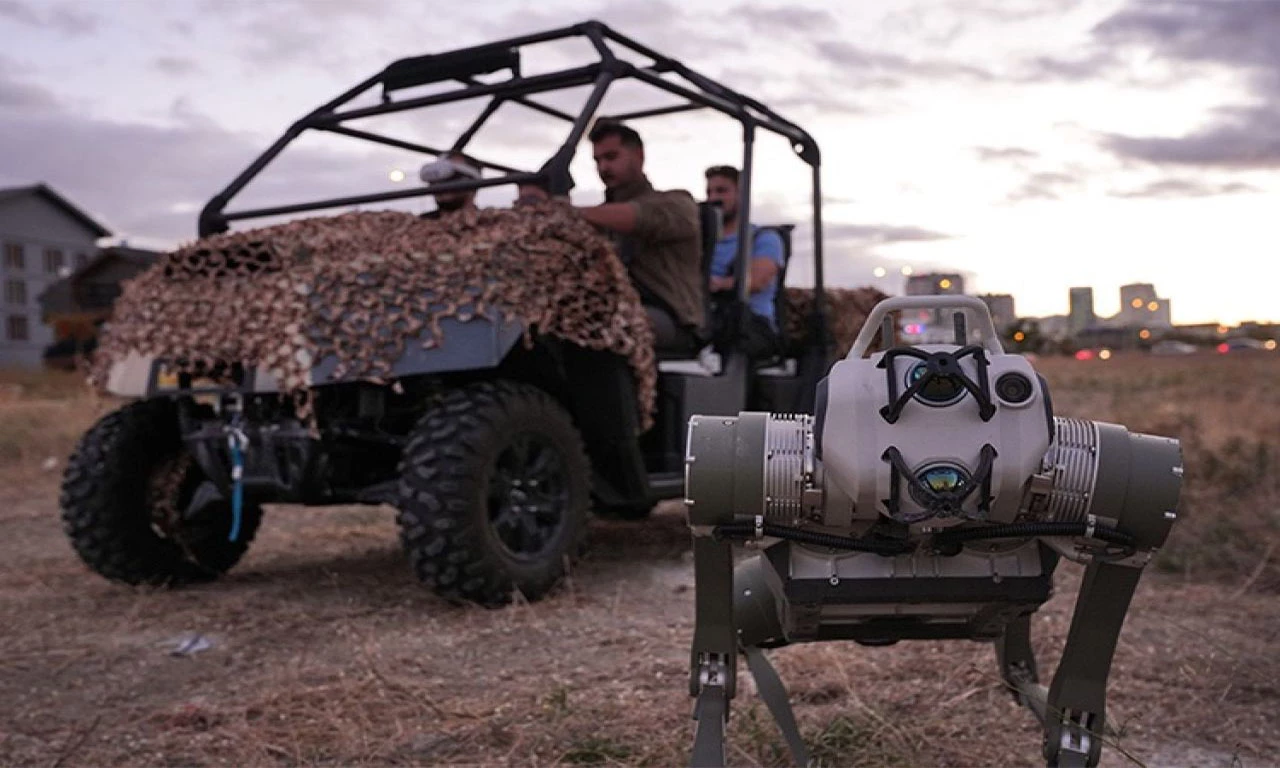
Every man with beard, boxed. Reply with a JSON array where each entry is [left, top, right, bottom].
[[704, 164, 785, 361], [575, 120, 703, 356]]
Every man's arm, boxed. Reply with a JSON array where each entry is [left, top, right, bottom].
[[746, 257, 780, 293], [575, 202, 638, 233], [716, 229, 785, 295], [634, 192, 700, 242]]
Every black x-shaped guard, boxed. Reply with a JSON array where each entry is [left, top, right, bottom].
[[877, 345, 997, 424], [881, 443, 998, 522]]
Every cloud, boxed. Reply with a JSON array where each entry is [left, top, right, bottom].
[[1019, 51, 1119, 82], [964, 0, 1081, 23], [0, 64, 59, 109], [1108, 178, 1260, 199], [812, 40, 994, 88], [732, 4, 836, 34], [1092, 1, 1280, 73], [1108, 93, 1280, 169], [0, 0, 98, 35], [0, 83, 432, 243], [1006, 171, 1079, 202], [153, 56, 202, 77], [467, 1, 746, 64], [1101, 104, 1280, 169], [0, 56, 582, 246], [1090, 1, 1280, 169], [714, 66, 862, 117], [825, 223, 951, 244], [0, 0, 36, 25], [975, 146, 1037, 162]]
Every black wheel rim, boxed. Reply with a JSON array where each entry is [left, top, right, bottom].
[[487, 432, 569, 560]]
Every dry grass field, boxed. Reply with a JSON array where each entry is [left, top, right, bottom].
[[1, 352, 1277, 767]]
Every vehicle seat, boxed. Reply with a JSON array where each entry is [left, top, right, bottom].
[[656, 201, 722, 371]]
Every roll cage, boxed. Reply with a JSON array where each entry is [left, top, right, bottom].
[[198, 19, 829, 340]]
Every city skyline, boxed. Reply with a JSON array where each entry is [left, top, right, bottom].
[[1, 0, 1277, 325]]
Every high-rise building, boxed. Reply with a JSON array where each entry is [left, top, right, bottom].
[[1119, 283, 1171, 328], [979, 293, 1016, 332], [1068, 287, 1095, 336]]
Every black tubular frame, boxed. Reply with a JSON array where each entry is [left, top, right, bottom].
[[197, 19, 829, 345]]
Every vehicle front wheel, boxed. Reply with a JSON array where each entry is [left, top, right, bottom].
[[396, 380, 591, 606], [60, 399, 262, 586]]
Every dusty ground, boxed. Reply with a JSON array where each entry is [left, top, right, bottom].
[[1, 354, 1278, 767]]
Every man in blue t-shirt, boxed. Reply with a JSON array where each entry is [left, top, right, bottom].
[[705, 165, 786, 358]]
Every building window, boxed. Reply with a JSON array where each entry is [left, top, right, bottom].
[[4, 279, 25, 305], [6, 315, 29, 341], [3, 243, 22, 271], [44, 248, 65, 274]]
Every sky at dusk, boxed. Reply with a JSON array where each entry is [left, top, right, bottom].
[[2, 0, 1277, 324]]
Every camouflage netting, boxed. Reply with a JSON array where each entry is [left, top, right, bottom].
[[782, 285, 890, 357], [90, 204, 889, 429], [90, 205, 659, 425]]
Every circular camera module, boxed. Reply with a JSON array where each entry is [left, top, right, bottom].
[[995, 372, 1034, 404], [906, 362, 966, 406], [908, 462, 972, 516]]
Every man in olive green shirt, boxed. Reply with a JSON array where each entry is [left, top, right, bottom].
[[575, 121, 704, 356]]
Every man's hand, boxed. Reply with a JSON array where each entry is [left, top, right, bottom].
[[710, 275, 735, 292]]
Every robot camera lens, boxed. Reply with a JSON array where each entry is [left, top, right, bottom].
[[995, 372, 1033, 404], [908, 363, 965, 405], [920, 465, 966, 493], [908, 463, 972, 512]]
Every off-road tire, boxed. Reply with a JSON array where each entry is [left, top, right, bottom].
[[396, 380, 590, 606], [60, 399, 262, 586]]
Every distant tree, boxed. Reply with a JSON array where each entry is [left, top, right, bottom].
[[1004, 318, 1044, 354]]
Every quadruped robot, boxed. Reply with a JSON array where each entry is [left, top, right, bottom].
[[683, 296, 1183, 767]]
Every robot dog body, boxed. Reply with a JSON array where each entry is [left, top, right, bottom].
[[684, 296, 1182, 767]]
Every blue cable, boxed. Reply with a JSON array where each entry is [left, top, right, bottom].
[[228, 434, 245, 543]]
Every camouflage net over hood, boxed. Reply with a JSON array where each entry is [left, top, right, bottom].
[[90, 203, 889, 429], [90, 205, 659, 425]]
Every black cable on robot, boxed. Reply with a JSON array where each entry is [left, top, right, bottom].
[[711, 520, 1135, 555], [931, 521, 1135, 548], [712, 521, 913, 555]]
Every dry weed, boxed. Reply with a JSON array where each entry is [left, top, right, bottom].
[[1036, 353, 1280, 592]]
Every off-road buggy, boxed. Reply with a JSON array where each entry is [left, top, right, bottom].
[[62, 21, 850, 606]]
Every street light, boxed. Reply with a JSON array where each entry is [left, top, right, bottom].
[[901, 265, 914, 276], [389, 169, 406, 182], [873, 267, 887, 278]]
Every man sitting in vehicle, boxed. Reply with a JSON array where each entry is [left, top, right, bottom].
[[575, 120, 704, 356], [704, 164, 785, 360], [419, 151, 481, 218]]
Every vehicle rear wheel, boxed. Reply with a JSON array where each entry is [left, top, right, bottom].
[[60, 399, 262, 586], [396, 380, 590, 606]]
